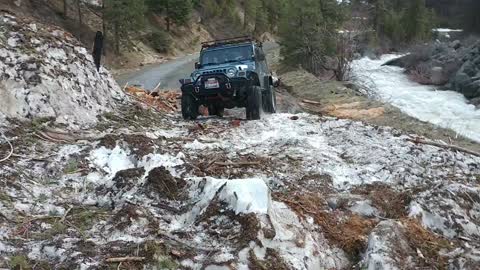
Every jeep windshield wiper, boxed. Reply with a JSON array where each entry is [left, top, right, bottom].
[[224, 59, 248, 64]]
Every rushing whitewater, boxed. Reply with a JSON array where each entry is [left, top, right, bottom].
[[352, 55, 480, 143]]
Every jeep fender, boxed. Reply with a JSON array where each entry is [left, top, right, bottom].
[[181, 83, 195, 95], [246, 71, 261, 86]]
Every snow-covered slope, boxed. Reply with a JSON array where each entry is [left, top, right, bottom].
[[352, 55, 480, 143], [0, 13, 125, 128]]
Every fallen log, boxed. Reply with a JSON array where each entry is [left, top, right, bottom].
[[407, 137, 480, 158], [105, 257, 145, 263], [301, 99, 321, 105], [214, 161, 261, 167]]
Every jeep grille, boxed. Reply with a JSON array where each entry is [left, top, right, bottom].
[[202, 69, 227, 75]]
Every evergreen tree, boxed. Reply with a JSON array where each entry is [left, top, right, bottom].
[[279, 0, 343, 74], [403, 0, 434, 42], [104, 0, 145, 54], [243, 0, 259, 30], [147, 0, 193, 31]]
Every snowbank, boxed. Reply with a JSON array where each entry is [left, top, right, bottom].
[[352, 55, 480, 142], [0, 13, 125, 128]]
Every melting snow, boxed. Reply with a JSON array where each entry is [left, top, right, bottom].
[[89, 146, 135, 176], [352, 55, 480, 142]]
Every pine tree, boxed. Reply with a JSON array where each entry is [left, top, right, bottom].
[[403, 0, 434, 42], [104, 0, 146, 54], [147, 0, 192, 31], [279, 0, 343, 74], [243, 0, 259, 30]]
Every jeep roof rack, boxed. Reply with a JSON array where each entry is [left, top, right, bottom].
[[201, 36, 258, 50]]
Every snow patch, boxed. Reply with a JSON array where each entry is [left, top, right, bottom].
[[89, 146, 135, 176]]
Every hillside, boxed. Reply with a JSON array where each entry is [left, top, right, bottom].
[[0, 0, 274, 72]]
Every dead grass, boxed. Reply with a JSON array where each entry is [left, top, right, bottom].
[[274, 191, 377, 259], [248, 248, 290, 270], [145, 167, 187, 201], [401, 218, 452, 269], [352, 184, 415, 219]]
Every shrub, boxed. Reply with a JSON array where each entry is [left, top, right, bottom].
[[147, 30, 172, 53]]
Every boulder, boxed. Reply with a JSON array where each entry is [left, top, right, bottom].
[[431, 66, 444, 85]]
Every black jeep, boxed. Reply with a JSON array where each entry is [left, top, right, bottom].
[[179, 36, 276, 120]]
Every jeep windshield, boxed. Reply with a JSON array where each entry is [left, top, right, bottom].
[[200, 45, 253, 66]]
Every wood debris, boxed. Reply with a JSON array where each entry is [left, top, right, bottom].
[[126, 86, 180, 113]]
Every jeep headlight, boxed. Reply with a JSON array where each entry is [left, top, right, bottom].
[[226, 68, 236, 78], [192, 71, 201, 81]]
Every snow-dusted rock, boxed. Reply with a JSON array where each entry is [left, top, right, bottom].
[[0, 13, 125, 128], [362, 220, 415, 270], [409, 183, 480, 240]]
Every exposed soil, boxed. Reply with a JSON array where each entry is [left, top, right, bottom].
[[99, 134, 156, 157], [113, 167, 146, 190], [145, 166, 187, 201]]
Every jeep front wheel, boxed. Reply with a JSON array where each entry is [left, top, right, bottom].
[[263, 85, 277, 113], [181, 94, 198, 120], [246, 86, 262, 120]]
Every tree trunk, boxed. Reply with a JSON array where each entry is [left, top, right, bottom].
[[63, 0, 68, 18], [166, 1, 170, 32], [114, 22, 120, 54], [102, 1, 106, 56], [76, 0, 82, 27]]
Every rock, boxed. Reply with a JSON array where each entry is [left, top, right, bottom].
[[362, 220, 415, 270], [450, 40, 461, 50], [470, 97, 480, 108], [349, 200, 380, 218], [462, 80, 480, 99], [431, 66, 444, 85]]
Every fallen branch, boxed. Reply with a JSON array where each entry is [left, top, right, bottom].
[[407, 138, 480, 158], [0, 131, 13, 163], [105, 256, 145, 263], [301, 99, 321, 105], [158, 230, 220, 252], [214, 161, 261, 167], [60, 206, 73, 223]]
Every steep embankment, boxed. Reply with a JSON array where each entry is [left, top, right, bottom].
[[0, 12, 124, 128]]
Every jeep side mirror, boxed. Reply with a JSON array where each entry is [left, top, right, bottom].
[[195, 62, 200, 69]]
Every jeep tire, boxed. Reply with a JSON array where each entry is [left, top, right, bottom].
[[208, 103, 224, 117], [181, 94, 198, 120], [263, 84, 277, 113], [246, 86, 262, 120]]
